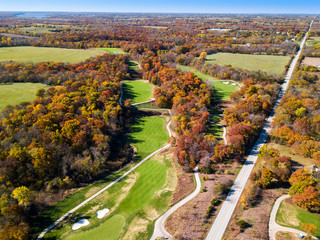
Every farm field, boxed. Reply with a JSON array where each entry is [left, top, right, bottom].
[[0, 83, 50, 111], [0, 46, 103, 63], [276, 199, 320, 237], [302, 57, 320, 67], [307, 37, 320, 46], [95, 47, 125, 54], [205, 52, 290, 74], [39, 116, 173, 240], [122, 80, 155, 104], [177, 65, 239, 100], [20, 26, 59, 34]]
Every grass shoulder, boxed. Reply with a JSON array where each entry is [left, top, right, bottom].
[[276, 198, 320, 237]]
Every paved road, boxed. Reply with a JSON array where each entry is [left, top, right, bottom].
[[269, 195, 312, 240], [150, 166, 201, 240], [205, 21, 313, 240], [37, 120, 172, 239]]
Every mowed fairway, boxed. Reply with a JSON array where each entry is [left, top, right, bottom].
[[206, 53, 290, 74], [95, 47, 125, 54], [40, 116, 173, 240], [0, 83, 50, 111], [128, 116, 169, 159], [276, 200, 320, 237], [0, 46, 103, 63], [122, 80, 155, 104]]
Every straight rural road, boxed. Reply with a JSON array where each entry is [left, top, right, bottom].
[[37, 119, 172, 239], [205, 20, 313, 240]]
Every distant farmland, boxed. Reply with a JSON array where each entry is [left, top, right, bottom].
[[205, 53, 290, 74], [0, 46, 103, 63], [0, 83, 50, 111]]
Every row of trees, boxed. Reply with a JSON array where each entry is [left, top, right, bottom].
[[138, 51, 216, 172], [271, 71, 320, 163]]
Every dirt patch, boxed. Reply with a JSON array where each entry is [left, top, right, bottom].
[[85, 187, 100, 198], [122, 216, 149, 240], [302, 57, 320, 67], [276, 231, 300, 240], [165, 173, 234, 240], [224, 188, 284, 240], [169, 172, 194, 206], [122, 172, 138, 192]]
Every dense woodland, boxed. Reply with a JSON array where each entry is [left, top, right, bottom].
[[0, 13, 318, 239], [0, 54, 132, 239]]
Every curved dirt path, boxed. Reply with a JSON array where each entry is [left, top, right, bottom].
[[37, 120, 172, 239], [205, 20, 313, 240], [150, 166, 201, 240], [269, 195, 317, 240]]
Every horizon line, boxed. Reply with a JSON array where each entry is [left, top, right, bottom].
[[0, 11, 319, 15]]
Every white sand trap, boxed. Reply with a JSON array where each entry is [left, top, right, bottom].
[[72, 219, 89, 230], [231, 83, 237, 85], [97, 208, 110, 219], [223, 81, 230, 84]]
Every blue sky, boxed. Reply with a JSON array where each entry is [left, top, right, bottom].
[[2, 0, 320, 14]]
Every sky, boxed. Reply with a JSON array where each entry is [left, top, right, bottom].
[[1, 0, 320, 14]]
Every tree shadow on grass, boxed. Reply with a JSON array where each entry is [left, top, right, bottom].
[[122, 82, 138, 103], [208, 88, 225, 115], [126, 117, 149, 162]]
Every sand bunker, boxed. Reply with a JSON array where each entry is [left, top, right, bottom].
[[231, 83, 237, 85], [222, 81, 230, 84], [72, 218, 89, 230], [97, 208, 110, 219]]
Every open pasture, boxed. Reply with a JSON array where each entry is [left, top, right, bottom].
[[0, 46, 103, 63], [0, 83, 50, 111], [205, 52, 290, 74]]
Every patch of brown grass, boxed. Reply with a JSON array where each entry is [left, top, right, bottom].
[[165, 173, 234, 240]]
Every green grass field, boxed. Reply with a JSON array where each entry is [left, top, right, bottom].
[[307, 37, 320, 46], [177, 65, 239, 101], [20, 26, 57, 34], [267, 142, 315, 166], [95, 48, 125, 54], [276, 199, 320, 237], [0, 46, 103, 63], [0, 83, 50, 111], [38, 116, 173, 240], [128, 60, 141, 72], [207, 115, 224, 141], [205, 53, 290, 74], [122, 80, 155, 104], [127, 116, 169, 160]]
